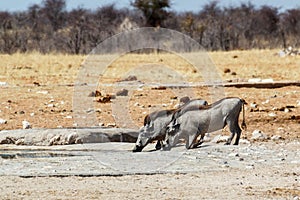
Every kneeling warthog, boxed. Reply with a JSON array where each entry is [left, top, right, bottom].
[[132, 98, 208, 152], [165, 97, 246, 150]]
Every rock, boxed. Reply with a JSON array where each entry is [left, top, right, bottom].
[[180, 96, 190, 104], [261, 79, 274, 83], [49, 135, 61, 146], [47, 104, 55, 108], [224, 68, 231, 73], [262, 99, 269, 104], [22, 120, 31, 129], [15, 138, 25, 145], [0, 137, 16, 144], [97, 95, 112, 103], [107, 123, 116, 127], [0, 119, 7, 124], [66, 133, 80, 144], [203, 133, 211, 142], [119, 75, 137, 82], [268, 112, 277, 117], [88, 90, 101, 97], [250, 103, 257, 108], [239, 139, 251, 144], [248, 78, 262, 83], [271, 135, 283, 141], [36, 90, 49, 95], [0, 82, 7, 86], [211, 135, 229, 143], [251, 130, 268, 141], [116, 89, 129, 96]]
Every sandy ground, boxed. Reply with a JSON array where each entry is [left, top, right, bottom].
[[0, 169, 298, 200], [0, 51, 299, 199]]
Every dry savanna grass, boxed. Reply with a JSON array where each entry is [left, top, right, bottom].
[[0, 50, 299, 140], [1, 49, 299, 85]]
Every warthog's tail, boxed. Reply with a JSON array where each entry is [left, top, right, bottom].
[[241, 99, 247, 130]]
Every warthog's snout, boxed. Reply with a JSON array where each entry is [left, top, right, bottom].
[[132, 145, 144, 152]]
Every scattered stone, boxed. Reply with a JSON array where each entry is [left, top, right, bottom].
[[271, 135, 283, 141], [116, 89, 129, 96], [231, 72, 237, 76], [36, 90, 49, 95], [95, 109, 101, 113], [0, 82, 7, 86], [48, 104, 55, 108], [245, 164, 255, 169], [22, 120, 31, 129], [224, 68, 231, 73], [250, 103, 257, 108], [107, 123, 116, 127], [30, 113, 35, 117], [251, 130, 268, 141], [18, 111, 25, 114], [261, 79, 274, 83], [239, 139, 251, 144], [66, 133, 80, 144], [248, 78, 262, 83], [88, 90, 101, 97], [268, 112, 277, 117], [118, 75, 137, 82], [0, 137, 16, 144], [179, 96, 190, 104], [151, 86, 167, 90], [15, 138, 25, 145], [211, 135, 229, 143], [97, 95, 112, 103], [262, 99, 270, 104], [86, 108, 94, 113], [0, 119, 7, 124], [203, 133, 211, 142], [49, 135, 61, 146], [33, 81, 40, 86], [65, 116, 72, 119]]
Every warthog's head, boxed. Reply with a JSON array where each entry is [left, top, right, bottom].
[[164, 122, 181, 148], [132, 125, 153, 152]]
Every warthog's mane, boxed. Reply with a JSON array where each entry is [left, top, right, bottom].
[[143, 109, 177, 126]]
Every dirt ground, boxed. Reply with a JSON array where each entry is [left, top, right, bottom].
[[0, 51, 299, 199]]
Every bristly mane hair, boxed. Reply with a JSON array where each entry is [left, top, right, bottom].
[[143, 109, 176, 126]]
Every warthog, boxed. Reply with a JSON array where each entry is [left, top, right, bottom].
[[165, 97, 247, 150], [132, 99, 208, 152]]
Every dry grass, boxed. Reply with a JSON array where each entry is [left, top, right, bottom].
[[1, 50, 299, 87], [0, 50, 299, 139], [210, 49, 300, 81], [0, 52, 84, 85]]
